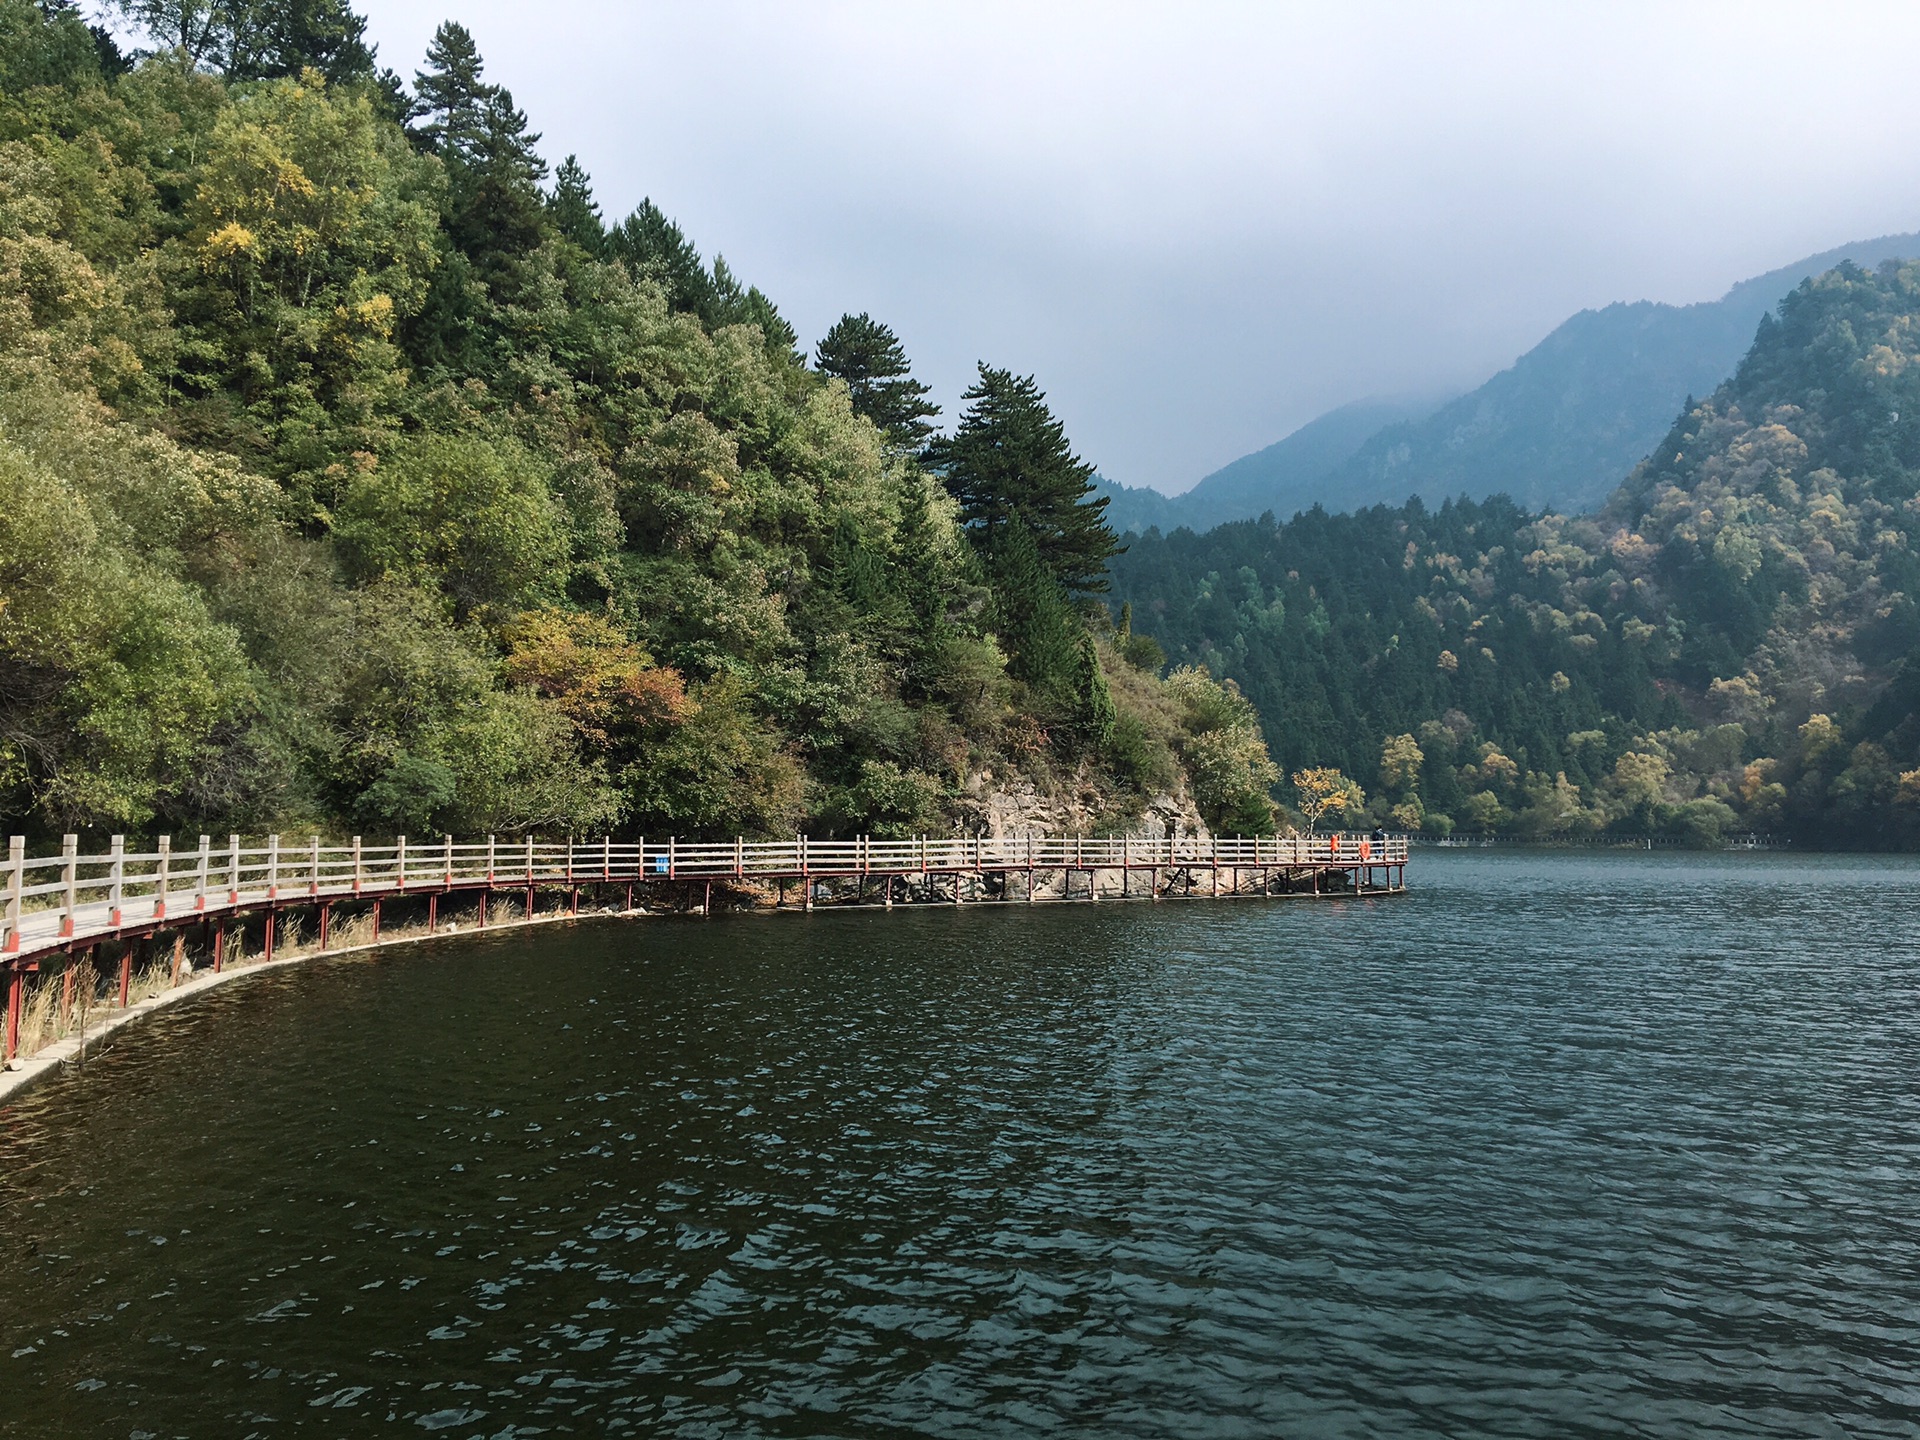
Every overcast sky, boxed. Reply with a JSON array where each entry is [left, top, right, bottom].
[[353, 1, 1920, 493]]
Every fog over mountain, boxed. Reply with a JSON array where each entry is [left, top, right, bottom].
[[1101, 232, 1920, 533]]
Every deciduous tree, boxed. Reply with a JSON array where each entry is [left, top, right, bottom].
[[1292, 766, 1364, 833]]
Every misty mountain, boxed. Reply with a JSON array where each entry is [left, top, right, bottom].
[[1326, 232, 1920, 514], [1097, 397, 1442, 534], [1106, 232, 1920, 532]]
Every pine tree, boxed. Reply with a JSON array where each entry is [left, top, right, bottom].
[[814, 313, 939, 452], [742, 285, 799, 362], [986, 516, 1082, 694], [476, 85, 545, 189], [548, 155, 604, 254], [224, 0, 376, 83], [606, 200, 715, 317], [930, 364, 1121, 593], [415, 27, 547, 280], [414, 21, 489, 165]]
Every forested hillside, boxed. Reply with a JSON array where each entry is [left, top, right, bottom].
[[1113, 260, 1920, 848], [0, 0, 1284, 844]]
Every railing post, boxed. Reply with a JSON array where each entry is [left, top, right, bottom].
[[602, 835, 611, 881], [443, 833, 453, 888], [266, 834, 280, 900], [735, 836, 743, 877], [2, 836, 23, 953], [669, 836, 677, 880], [153, 834, 170, 919], [108, 834, 125, 927], [487, 834, 497, 883], [352, 835, 363, 894], [310, 835, 321, 897], [396, 834, 408, 890], [57, 834, 77, 937], [227, 833, 240, 904], [195, 834, 209, 912], [525, 833, 535, 883]]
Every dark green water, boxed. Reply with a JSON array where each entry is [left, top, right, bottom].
[[3, 850, 1919, 1437]]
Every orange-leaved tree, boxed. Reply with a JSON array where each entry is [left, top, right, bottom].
[[1291, 766, 1364, 834]]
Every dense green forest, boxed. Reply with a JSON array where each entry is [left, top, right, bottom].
[[0, 0, 1285, 844], [1113, 259, 1920, 848]]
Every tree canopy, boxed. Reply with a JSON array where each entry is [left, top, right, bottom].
[[814, 312, 939, 452], [930, 365, 1122, 594], [1111, 260, 1920, 848], [0, 0, 1277, 845]]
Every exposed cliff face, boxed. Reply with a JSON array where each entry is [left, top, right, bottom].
[[952, 767, 1210, 842]]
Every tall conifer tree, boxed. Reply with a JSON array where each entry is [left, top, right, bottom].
[[225, 0, 375, 82], [548, 154, 604, 254], [414, 21, 488, 163], [606, 200, 713, 316], [814, 313, 939, 451], [931, 364, 1121, 593]]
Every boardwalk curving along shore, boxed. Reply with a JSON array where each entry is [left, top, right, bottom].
[[0, 832, 1409, 1070]]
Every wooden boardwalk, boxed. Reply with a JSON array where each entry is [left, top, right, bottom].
[[1, 832, 1409, 1061]]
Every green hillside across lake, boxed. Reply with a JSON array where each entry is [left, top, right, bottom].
[[1111, 259, 1920, 848]]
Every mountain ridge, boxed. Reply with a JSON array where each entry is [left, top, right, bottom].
[[1106, 231, 1920, 533]]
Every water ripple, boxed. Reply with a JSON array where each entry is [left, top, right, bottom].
[[2, 850, 1919, 1436]]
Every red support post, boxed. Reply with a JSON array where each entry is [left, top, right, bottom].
[[428, 894, 438, 934], [119, 945, 133, 1007], [6, 967, 22, 1061], [212, 922, 225, 974], [264, 910, 275, 963], [371, 899, 381, 942], [319, 902, 332, 951]]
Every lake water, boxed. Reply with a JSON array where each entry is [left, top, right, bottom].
[[3, 851, 1919, 1437]]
